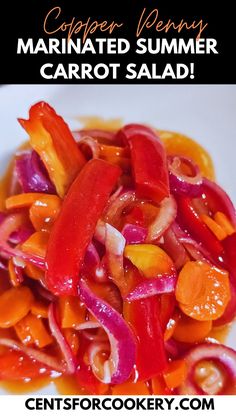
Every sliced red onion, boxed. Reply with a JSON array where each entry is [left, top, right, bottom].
[[0, 214, 45, 268], [203, 178, 236, 227], [179, 343, 236, 395], [0, 258, 7, 270], [125, 274, 177, 301], [36, 283, 56, 302], [183, 243, 209, 263], [165, 339, 181, 358], [15, 151, 55, 194], [77, 136, 100, 159], [0, 338, 63, 374], [79, 278, 136, 384], [75, 321, 100, 330], [9, 226, 34, 245], [104, 191, 136, 226], [162, 228, 188, 270], [94, 220, 106, 244], [83, 242, 107, 283], [95, 221, 125, 286], [82, 327, 108, 342], [48, 303, 77, 374], [147, 195, 177, 242], [122, 223, 147, 244], [172, 222, 217, 266], [165, 339, 191, 359], [88, 341, 111, 383], [84, 243, 100, 267], [168, 156, 202, 197], [73, 129, 116, 143], [105, 223, 125, 286]]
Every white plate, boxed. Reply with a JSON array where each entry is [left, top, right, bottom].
[[0, 84, 236, 394]]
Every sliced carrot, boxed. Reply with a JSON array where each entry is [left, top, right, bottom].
[[31, 301, 49, 318], [112, 380, 150, 395], [124, 244, 175, 278], [163, 360, 187, 389], [21, 231, 49, 258], [164, 311, 180, 342], [0, 286, 34, 328], [59, 296, 86, 328], [21, 231, 49, 281], [200, 214, 227, 240], [24, 265, 45, 282], [8, 259, 23, 287], [214, 212, 235, 236], [64, 329, 80, 356], [152, 375, 172, 395], [175, 261, 230, 321], [15, 312, 53, 348], [5, 193, 55, 210], [173, 313, 212, 343], [29, 195, 61, 232]]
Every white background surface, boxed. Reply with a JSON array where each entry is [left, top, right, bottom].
[[0, 84, 235, 396]]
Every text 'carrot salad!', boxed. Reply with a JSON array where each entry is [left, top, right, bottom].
[[0, 102, 236, 395]]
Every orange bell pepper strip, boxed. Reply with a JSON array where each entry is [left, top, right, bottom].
[[163, 360, 187, 389], [159, 130, 215, 180], [45, 159, 121, 296], [175, 261, 230, 321], [0, 286, 34, 328], [99, 144, 130, 172], [14, 313, 53, 348], [117, 124, 170, 203], [18, 101, 86, 198], [124, 244, 175, 278]]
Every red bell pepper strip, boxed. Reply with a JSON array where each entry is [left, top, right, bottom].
[[117, 124, 170, 204], [0, 351, 52, 380], [19, 101, 86, 198], [124, 297, 167, 381], [45, 159, 121, 296], [222, 233, 236, 280], [176, 195, 224, 263], [124, 268, 167, 381]]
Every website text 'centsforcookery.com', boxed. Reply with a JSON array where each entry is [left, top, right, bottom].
[[25, 397, 214, 411]]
